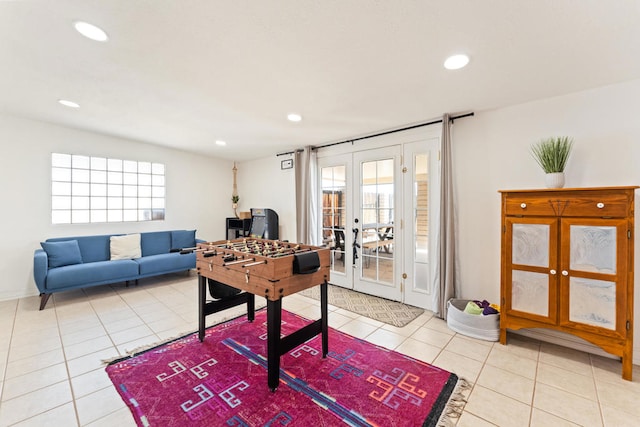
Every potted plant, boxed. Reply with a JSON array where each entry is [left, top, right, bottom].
[[231, 195, 240, 218], [530, 136, 573, 188]]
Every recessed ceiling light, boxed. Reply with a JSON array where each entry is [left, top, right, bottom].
[[444, 54, 470, 70], [74, 21, 109, 42], [287, 113, 302, 122], [215, 140, 227, 146], [58, 99, 80, 108]]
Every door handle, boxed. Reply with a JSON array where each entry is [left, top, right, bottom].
[[352, 227, 360, 265]]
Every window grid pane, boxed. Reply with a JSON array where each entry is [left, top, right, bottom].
[[51, 153, 165, 224]]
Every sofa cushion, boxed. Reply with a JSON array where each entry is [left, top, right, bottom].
[[171, 230, 196, 250], [45, 259, 139, 290], [141, 231, 171, 256], [47, 235, 115, 263], [40, 240, 83, 268], [136, 252, 196, 276], [110, 234, 142, 260]]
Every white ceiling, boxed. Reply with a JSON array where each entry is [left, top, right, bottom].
[[2, 1, 640, 161]]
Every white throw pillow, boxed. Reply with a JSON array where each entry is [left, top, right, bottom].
[[110, 234, 142, 260]]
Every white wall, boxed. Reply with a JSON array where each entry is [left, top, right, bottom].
[[452, 78, 640, 359], [237, 155, 296, 241], [0, 113, 233, 301], [5, 77, 640, 360]]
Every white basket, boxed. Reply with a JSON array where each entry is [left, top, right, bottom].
[[446, 299, 500, 342]]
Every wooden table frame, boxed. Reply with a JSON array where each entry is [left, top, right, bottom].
[[362, 223, 394, 253], [197, 274, 329, 391]]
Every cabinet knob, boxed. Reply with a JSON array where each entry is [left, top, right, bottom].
[[562, 270, 569, 276], [550, 269, 556, 275], [520, 203, 527, 209], [597, 202, 605, 209]]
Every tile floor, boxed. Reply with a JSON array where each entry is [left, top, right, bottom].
[[1, 272, 639, 426]]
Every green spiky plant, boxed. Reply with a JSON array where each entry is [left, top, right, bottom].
[[530, 136, 574, 173], [231, 195, 239, 204]]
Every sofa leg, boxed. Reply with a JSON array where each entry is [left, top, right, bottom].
[[39, 293, 51, 310], [135, 279, 139, 286], [125, 281, 129, 288]]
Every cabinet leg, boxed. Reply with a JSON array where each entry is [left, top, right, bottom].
[[622, 359, 632, 381], [499, 328, 507, 345], [622, 346, 633, 381]]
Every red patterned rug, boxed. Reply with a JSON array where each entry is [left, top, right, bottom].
[[106, 310, 464, 426]]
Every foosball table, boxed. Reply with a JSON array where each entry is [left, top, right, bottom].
[[192, 238, 330, 391]]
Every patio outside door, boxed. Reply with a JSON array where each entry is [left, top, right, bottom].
[[318, 133, 440, 310], [319, 154, 352, 289], [353, 146, 402, 301], [402, 139, 440, 309]]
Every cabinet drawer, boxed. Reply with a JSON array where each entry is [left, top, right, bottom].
[[562, 194, 629, 217], [504, 193, 630, 217], [504, 196, 556, 216]]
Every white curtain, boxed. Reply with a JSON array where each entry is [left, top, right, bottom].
[[433, 114, 458, 319], [295, 147, 318, 245]]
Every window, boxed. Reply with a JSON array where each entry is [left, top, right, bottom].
[[51, 153, 165, 224]]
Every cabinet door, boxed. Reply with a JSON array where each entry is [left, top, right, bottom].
[[559, 218, 629, 338], [504, 217, 559, 325]]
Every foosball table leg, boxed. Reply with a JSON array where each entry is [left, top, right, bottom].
[[267, 298, 283, 392], [247, 293, 255, 323], [321, 279, 329, 358], [198, 274, 206, 342]]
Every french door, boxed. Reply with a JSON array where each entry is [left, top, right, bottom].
[[319, 154, 352, 289], [352, 146, 402, 300], [318, 135, 440, 310], [403, 139, 440, 307]]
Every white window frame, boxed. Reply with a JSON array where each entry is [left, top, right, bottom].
[[51, 153, 166, 224]]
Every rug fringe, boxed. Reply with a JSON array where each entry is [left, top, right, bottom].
[[101, 329, 197, 364], [436, 377, 470, 427]]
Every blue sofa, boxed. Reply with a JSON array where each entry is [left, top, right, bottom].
[[34, 230, 202, 310]]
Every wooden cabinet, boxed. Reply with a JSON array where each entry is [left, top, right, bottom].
[[499, 186, 638, 380]]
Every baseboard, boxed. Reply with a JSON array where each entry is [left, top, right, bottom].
[[509, 328, 640, 365]]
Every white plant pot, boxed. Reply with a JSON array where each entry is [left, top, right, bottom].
[[545, 172, 565, 189]]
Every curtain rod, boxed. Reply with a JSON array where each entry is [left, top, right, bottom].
[[275, 112, 474, 156], [312, 112, 474, 151], [276, 149, 303, 157]]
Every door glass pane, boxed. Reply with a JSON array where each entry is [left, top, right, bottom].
[[512, 270, 549, 316], [570, 225, 616, 273], [321, 165, 346, 275], [379, 257, 393, 284], [414, 153, 428, 290], [569, 277, 616, 330], [362, 256, 376, 280], [360, 159, 394, 284], [512, 224, 549, 267]]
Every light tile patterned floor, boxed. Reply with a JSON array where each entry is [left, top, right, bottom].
[[0, 272, 639, 426]]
